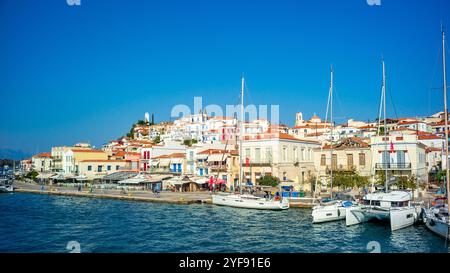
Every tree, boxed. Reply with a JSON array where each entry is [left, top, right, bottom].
[[257, 175, 280, 187], [395, 175, 418, 199], [183, 139, 198, 147], [136, 119, 148, 126], [375, 171, 386, 187], [25, 170, 38, 180], [153, 135, 161, 144]]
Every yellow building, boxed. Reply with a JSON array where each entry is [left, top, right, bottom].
[[77, 160, 132, 180], [61, 149, 108, 175]]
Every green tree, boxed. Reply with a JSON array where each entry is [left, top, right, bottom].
[[375, 171, 386, 187], [257, 175, 280, 187], [332, 170, 370, 193], [395, 175, 418, 199], [183, 139, 198, 147], [25, 170, 39, 180], [153, 135, 161, 144], [136, 119, 148, 126]]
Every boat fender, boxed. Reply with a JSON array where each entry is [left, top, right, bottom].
[[429, 219, 435, 226], [337, 209, 341, 217]]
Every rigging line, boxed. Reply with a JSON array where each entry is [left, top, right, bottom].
[[333, 86, 348, 124], [377, 78, 384, 134], [428, 44, 442, 114], [243, 78, 257, 122], [388, 86, 400, 121]]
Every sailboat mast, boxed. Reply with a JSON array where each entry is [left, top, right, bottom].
[[442, 28, 450, 212], [382, 59, 388, 193], [239, 76, 245, 195], [329, 67, 334, 198]]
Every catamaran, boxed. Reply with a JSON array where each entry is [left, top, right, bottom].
[[423, 27, 450, 240], [211, 76, 289, 210], [345, 59, 421, 231], [311, 66, 356, 223]]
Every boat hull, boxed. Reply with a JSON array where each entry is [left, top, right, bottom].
[[346, 206, 418, 231], [312, 204, 347, 223], [423, 210, 450, 240], [0, 186, 14, 193], [211, 194, 289, 210]]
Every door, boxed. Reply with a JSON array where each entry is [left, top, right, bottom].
[[397, 151, 405, 168]]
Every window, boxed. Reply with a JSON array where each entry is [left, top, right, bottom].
[[98, 165, 103, 172], [347, 154, 354, 168], [282, 147, 287, 162], [265, 148, 272, 163], [300, 149, 305, 161], [107, 165, 111, 171], [116, 165, 120, 171], [87, 165, 92, 171], [359, 153, 366, 166], [245, 148, 251, 161], [293, 147, 298, 162], [321, 154, 326, 166], [255, 148, 261, 163], [332, 154, 337, 169]]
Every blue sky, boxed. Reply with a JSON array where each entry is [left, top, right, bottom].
[[0, 0, 449, 154]]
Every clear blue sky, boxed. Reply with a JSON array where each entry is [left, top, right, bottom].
[[1, 0, 449, 154]]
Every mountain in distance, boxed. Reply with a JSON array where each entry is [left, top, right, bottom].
[[0, 149, 32, 160]]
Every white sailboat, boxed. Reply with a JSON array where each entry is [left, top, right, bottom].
[[423, 27, 450, 240], [346, 59, 420, 231], [211, 76, 289, 210], [312, 66, 356, 223]]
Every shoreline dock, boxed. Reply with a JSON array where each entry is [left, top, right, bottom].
[[12, 181, 313, 208]]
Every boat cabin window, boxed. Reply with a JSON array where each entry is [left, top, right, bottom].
[[391, 201, 408, 207], [362, 199, 380, 206]]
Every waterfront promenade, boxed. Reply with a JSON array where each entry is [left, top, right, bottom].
[[11, 181, 315, 208], [12, 181, 212, 205]]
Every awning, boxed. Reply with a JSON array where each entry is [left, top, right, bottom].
[[150, 160, 159, 166], [74, 175, 88, 181], [280, 181, 297, 187], [170, 158, 184, 164], [37, 173, 55, 179], [196, 154, 208, 160], [159, 158, 171, 167], [118, 174, 152, 185], [207, 154, 227, 162], [193, 177, 209, 184]]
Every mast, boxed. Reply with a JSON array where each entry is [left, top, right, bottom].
[[442, 28, 450, 212], [329, 66, 334, 198], [382, 59, 388, 193], [239, 76, 245, 195]]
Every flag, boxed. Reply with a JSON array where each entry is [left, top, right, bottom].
[[390, 141, 394, 153]]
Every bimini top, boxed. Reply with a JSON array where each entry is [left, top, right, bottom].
[[363, 190, 412, 202]]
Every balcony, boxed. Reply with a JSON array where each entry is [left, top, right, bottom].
[[240, 162, 272, 167], [375, 163, 411, 170]]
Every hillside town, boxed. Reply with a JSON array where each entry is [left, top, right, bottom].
[[15, 110, 448, 196]]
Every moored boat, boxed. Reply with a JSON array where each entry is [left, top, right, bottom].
[[211, 76, 289, 210], [346, 190, 420, 231]]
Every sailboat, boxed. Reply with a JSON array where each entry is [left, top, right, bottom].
[[211, 76, 289, 210], [423, 27, 450, 240], [312, 66, 356, 223], [345, 59, 421, 231]]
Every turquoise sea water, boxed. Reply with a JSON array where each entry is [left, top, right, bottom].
[[0, 193, 448, 253]]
